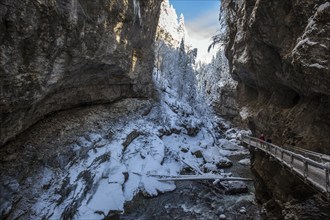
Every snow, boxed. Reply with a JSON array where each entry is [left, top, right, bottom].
[[158, 0, 189, 48], [294, 38, 318, 51], [24, 2, 253, 219], [239, 206, 246, 214], [237, 46, 249, 64], [158, 0, 219, 63], [308, 63, 325, 69], [78, 181, 125, 218], [238, 158, 251, 166], [219, 214, 226, 219], [292, 2, 330, 70], [239, 107, 250, 120], [317, 2, 330, 13], [196, 48, 237, 106]]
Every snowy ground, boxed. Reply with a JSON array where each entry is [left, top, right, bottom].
[[68, 84, 249, 219], [0, 89, 251, 219]]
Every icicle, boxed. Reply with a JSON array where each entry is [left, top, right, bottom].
[[69, 0, 78, 24], [133, 0, 142, 26]]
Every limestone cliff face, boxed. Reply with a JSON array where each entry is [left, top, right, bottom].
[[222, 0, 330, 217], [0, 0, 162, 146], [222, 0, 330, 154]]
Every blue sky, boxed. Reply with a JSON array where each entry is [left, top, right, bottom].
[[169, 0, 221, 61], [170, 0, 220, 21]]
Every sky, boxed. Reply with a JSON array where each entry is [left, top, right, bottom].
[[170, 0, 221, 62]]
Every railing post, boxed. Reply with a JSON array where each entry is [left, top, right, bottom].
[[290, 154, 294, 172], [303, 160, 308, 180], [325, 163, 330, 198], [267, 143, 270, 152], [275, 146, 277, 157]]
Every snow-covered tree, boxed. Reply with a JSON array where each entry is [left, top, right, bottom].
[[196, 48, 237, 105]]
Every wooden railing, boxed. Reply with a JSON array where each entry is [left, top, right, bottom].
[[241, 135, 330, 199]]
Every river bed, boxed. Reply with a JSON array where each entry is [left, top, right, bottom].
[[120, 154, 261, 220]]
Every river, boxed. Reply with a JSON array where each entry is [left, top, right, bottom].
[[120, 154, 261, 220]]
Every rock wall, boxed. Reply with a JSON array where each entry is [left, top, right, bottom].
[[222, 0, 330, 217], [222, 0, 330, 154], [0, 0, 162, 146]]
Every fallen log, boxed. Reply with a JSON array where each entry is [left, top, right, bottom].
[[165, 147, 204, 174], [158, 175, 253, 182]]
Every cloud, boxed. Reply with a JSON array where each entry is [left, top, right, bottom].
[[186, 8, 220, 36], [185, 7, 220, 62]]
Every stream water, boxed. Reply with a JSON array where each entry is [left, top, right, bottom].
[[120, 154, 261, 220]]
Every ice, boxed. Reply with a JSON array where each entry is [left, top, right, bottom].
[[133, 0, 142, 25]]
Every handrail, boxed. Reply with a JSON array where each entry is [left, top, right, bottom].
[[242, 136, 328, 168], [284, 146, 330, 163], [241, 135, 330, 199]]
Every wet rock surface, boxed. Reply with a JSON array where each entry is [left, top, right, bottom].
[[0, 0, 162, 146]]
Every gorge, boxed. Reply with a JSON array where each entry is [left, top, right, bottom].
[[1, 0, 329, 219], [220, 0, 330, 218]]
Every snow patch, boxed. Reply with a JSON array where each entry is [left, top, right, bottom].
[[239, 107, 250, 120], [317, 2, 330, 13], [238, 158, 251, 166]]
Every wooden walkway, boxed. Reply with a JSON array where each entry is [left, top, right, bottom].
[[241, 135, 330, 199]]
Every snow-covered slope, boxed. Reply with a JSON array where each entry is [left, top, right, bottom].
[[0, 1, 251, 219]]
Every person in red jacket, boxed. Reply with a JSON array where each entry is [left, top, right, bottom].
[[259, 133, 265, 148]]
